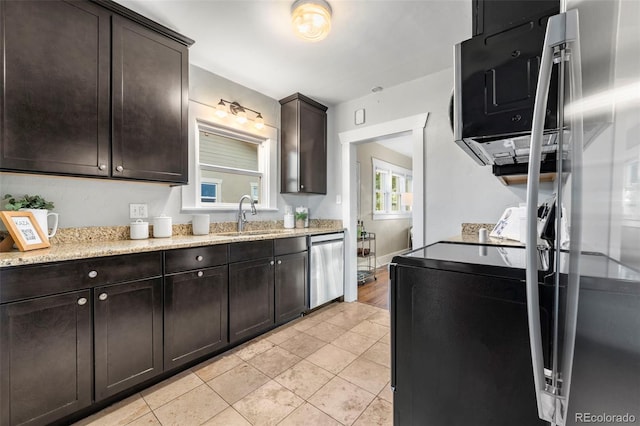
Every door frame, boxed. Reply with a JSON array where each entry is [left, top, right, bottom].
[[339, 113, 429, 302]]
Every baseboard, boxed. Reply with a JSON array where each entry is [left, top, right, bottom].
[[377, 249, 410, 267]]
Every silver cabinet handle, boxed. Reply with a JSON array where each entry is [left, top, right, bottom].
[[88, 270, 98, 278], [300, 184, 305, 190], [197, 271, 204, 277], [196, 255, 203, 261], [98, 164, 107, 171], [116, 165, 124, 172], [270, 260, 274, 266], [99, 293, 108, 301], [77, 297, 87, 306], [277, 260, 282, 265]]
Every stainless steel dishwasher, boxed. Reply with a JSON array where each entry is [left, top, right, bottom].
[[309, 232, 344, 309]]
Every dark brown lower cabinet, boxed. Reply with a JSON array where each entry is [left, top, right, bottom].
[[229, 258, 275, 343], [275, 251, 308, 324], [0, 290, 92, 426], [164, 266, 228, 369], [94, 278, 163, 401]]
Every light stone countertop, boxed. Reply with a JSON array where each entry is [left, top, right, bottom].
[[445, 222, 525, 247], [445, 234, 525, 247], [0, 227, 344, 268]]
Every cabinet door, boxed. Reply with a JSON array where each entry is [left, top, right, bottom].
[[94, 278, 163, 401], [0, 291, 92, 426], [111, 16, 188, 184], [275, 251, 308, 324], [0, 0, 110, 176], [164, 266, 229, 370], [298, 101, 327, 194], [229, 258, 274, 343]]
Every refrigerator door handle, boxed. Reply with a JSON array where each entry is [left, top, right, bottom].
[[525, 11, 579, 425], [559, 8, 584, 426]]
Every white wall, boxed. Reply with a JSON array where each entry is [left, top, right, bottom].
[[333, 68, 553, 244], [1, 65, 343, 228]]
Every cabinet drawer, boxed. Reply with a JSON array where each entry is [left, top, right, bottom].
[[0, 252, 162, 304], [229, 240, 273, 263], [165, 245, 228, 274], [274, 237, 307, 256]]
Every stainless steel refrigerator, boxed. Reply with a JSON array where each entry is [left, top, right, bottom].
[[522, 1, 639, 424], [392, 0, 640, 425]]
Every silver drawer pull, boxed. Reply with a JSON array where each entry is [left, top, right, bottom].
[[197, 271, 204, 277], [196, 255, 203, 261], [88, 270, 98, 279], [99, 293, 108, 301], [277, 260, 282, 265], [98, 164, 107, 171], [77, 297, 87, 306], [116, 165, 124, 172], [270, 260, 275, 266]]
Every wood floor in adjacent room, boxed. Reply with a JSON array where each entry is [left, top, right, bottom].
[[357, 266, 390, 310]]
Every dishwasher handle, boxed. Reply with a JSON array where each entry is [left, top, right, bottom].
[[309, 233, 345, 244]]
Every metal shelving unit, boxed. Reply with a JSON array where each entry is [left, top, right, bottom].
[[356, 232, 376, 285]]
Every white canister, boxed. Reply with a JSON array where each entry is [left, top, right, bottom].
[[153, 215, 172, 238], [192, 214, 210, 235], [284, 213, 295, 229], [479, 228, 488, 243], [130, 219, 149, 240]]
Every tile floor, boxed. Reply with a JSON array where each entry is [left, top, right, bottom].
[[74, 301, 392, 426]]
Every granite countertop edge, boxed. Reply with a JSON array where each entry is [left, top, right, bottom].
[[445, 234, 525, 247], [0, 227, 344, 268]]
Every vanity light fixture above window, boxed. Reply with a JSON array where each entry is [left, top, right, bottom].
[[291, 0, 332, 42], [215, 99, 265, 129]]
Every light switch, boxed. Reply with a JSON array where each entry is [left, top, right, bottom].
[[354, 109, 365, 125], [129, 203, 148, 219]]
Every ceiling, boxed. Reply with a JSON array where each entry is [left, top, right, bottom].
[[115, 0, 472, 106]]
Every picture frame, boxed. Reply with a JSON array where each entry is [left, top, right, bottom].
[[0, 211, 51, 251]]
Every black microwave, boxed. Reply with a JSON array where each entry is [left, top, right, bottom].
[[452, 0, 560, 177]]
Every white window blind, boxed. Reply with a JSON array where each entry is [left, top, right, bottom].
[[199, 131, 258, 171]]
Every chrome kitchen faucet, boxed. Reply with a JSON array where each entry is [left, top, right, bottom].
[[237, 194, 257, 232]]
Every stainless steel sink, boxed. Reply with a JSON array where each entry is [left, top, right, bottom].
[[214, 229, 295, 237]]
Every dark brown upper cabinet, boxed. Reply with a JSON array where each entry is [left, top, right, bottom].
[[0, 0, 193, 184], [111, 16, 189, 183], [280, 93, 328, 194], [0, 0, 111, 177]]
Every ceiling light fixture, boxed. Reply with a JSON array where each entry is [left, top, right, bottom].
[[215, 99, 265, 130], [291, 0, 332, 42]]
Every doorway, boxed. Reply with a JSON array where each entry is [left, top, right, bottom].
[[339, 113, 429, 304]]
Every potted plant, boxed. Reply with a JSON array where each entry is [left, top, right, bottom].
[[296, 211, 309, 228], [2, 194, 58, 239], [295, 211, 308, 229], [3, 194, 54, 211]]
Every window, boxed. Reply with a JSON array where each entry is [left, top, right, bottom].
[[372, 158, 412, 220], [201, 178, 222, 203], [197, 128, 263, 207], [182, 101, 278, 211]]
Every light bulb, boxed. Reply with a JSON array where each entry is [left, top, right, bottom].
[[215, 100, 227, 118], [236, 110, 247, 124], [255, 114, 265, 129]]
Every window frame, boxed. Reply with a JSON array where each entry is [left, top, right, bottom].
[[372, 157, 412, 220], [182, 100, 278, 212], [200, 178, 222, 204]]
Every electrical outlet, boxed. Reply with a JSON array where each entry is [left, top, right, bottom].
[[129, 203, 148, 219]]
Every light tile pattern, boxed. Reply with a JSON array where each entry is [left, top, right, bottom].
[[73, 302, 392, 426]]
